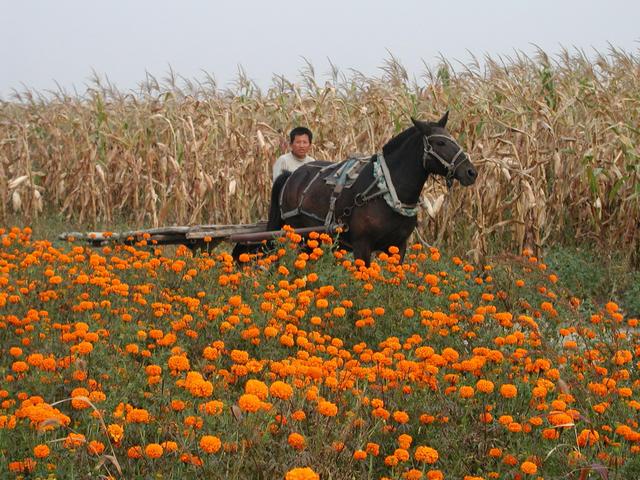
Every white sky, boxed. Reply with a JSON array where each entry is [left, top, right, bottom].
[[1, 0, 639, 98]]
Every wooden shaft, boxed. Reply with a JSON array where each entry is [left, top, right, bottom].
[[229, 225, 339, 243]]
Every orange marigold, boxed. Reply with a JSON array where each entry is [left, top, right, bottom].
[[520, 461, 538, 474], [317, 400, 338, 417], [398, 434, 413, 449], [107, 424, 124, 443], [167, 355, 190, 371], [285, 467, 320, 480], [415, 446, 439, 464], [199, 435, 222, 453], [476, 379, 494, 394], [126, 408, 150, 423], [393, 410, 410, 424], [577, 429, 600, 447], [270, 381, 293, 400], [245, 379, 269, 400], [33, 444, 50, 458], [394, 448, 410, 462], [238, 393, 262, 413], [127, 445, 143, 459], [427, 470, 444, 480], [288, 432, 306, 450], [459, 386, 475, 398], [404, 469, 423, 480], [64, 432, 86, 449], [500, 384, 517, 398], [145, 443, 164, 459], [353, 449, 367, 460], [88, 440, 105, 455]]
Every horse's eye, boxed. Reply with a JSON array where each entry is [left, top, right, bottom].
[[436, 140, 445, 147]]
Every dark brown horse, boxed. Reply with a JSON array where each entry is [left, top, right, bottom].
[[257, 113, 477, 265]]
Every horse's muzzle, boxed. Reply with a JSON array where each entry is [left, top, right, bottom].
[[455, 156, 478, 186]]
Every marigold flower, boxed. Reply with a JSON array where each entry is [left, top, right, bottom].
[[520, 461, 538, 474], [288, 432, 306, 450], [459, 386, 475, 398], [404, 469, 423, 480], [332, 441, 345, 452], [500, 384, 517, 398], [76, 341, 94, 354], [398, 434, 413, 449], [385, 455, 399, 466], [365, 442, 380, 457], [394, 447, 410, 461], [199, 435, 222, 453], [128, 445, 143, 459], [33, 444, 50, 458], [161, 441, 178, 452], [88, 440, 105, 455], [353, 449, 367, 460], [285, 467, 320, 480], [577, 429, 600, 447], [426, 470, 444, 480], [476, 379, 494, 394], [145, 365, 162, 376], [238, 393, 262, 413], [9, 347, 22, 357], [126, 408, 150, 423], [488, 447, 502, 458], [415, 446, 439, 464], [64, 432, 86, 449], [107, 424, 124, 443], [292, 409, 306, 421], [393, 410, 410, 424], [145, 443, 164, 459], [230, 349, 249, 364], [269, 381, 293, 400], [71, 387, 91, 409], [317, 400, 338, 417], [167, 355, 190, 371], [11, 361, 29, 373], [201, 400, 224, 415]]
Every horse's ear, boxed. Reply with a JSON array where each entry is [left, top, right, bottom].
[[437, 111, 449, 128], [411, 117, 429, 135]]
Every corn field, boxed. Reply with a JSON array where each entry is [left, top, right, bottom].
[[1, 48, 639, 260]]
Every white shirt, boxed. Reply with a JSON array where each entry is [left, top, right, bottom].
[[272, 152, 315, 181]]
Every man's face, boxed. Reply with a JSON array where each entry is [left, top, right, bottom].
[[290, 134, 311, 159]]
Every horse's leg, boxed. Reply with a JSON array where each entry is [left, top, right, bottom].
[[398, 240, 408, 263], [352, 239, 372, 268]]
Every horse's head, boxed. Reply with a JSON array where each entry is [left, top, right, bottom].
[[411, 113, 477, 188]]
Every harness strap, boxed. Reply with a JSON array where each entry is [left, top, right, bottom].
[[422, 134, 466, 188], [280, 168, 324, 220], [374, 154, 419, 217]]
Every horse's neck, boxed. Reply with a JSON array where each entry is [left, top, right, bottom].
[[384, 141, 428, 204]]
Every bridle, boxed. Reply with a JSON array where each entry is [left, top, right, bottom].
[[422, 134, 467, 188]]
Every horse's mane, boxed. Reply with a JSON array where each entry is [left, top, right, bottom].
[[382, 125, 419, 156]]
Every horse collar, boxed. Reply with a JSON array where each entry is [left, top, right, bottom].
[[373, 154, 419, 217]]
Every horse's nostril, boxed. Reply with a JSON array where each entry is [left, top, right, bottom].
[[468, 169, 477, 178]]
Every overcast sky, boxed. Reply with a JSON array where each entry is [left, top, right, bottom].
[[1, 0, 639, 98]]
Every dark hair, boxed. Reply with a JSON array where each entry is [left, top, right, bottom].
[[289, 126, 313, 144]]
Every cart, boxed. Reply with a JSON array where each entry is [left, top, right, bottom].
[[58, 221, 339, 250]]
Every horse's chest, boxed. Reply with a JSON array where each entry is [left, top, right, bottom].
[[354, 206, 416, 238]]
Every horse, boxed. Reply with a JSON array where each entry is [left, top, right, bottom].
[[247, 113, 477, 266]]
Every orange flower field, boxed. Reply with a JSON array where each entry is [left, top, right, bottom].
[[0, 226, 639, 479]]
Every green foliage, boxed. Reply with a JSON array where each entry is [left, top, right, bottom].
[[545, 245, 638, 314]]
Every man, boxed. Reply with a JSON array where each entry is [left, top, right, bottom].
[[272, 126, 315, 181]]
